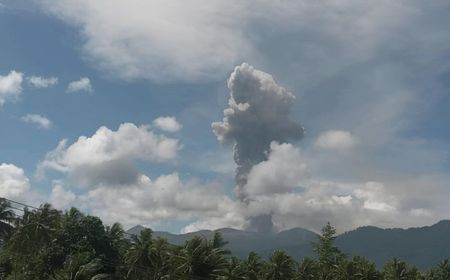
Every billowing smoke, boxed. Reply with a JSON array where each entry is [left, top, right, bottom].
[[212, 63, 303, 231]]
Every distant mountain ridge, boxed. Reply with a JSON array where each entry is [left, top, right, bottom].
[[127, 220, 450, 269]]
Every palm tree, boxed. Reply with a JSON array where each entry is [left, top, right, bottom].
[[53, 252, 111, 280], [350, 256, 380, 280], [148, 237, 172, 279], [331, 259, 351, 280], [105, 222, 129, 257], [426, 259, 450, 280], [125, 228, 154, 279], [0, 198, 15, 242], [9, 203, 61, 254], [245, 252, 263, 280], [297, 257, 319, 280], [262, 250, 296, 280], [219, 257, 246, 280], [383, 258, 421, 280], [175, 234, 228, 279]]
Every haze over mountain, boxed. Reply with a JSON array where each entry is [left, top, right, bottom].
[[128, 220, 450, 270]]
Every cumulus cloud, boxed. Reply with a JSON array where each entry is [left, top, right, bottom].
[[39, 0, 253, 82], [77, 173, 236, 228], [0, 163, 30, 200], [315, 130, 356, 152], [37, 123, 181, 186], [27, 1, 450, 232], [186, 163, 450, 233], [21, 114, 53, 130], [50, 183, 76, 209], [153, 116, 182, 132], [244, 142, 307, 197], [241, 143, 450, 232], [66, 77, 92, 93], [27, 76, 58, 88], [0, 70, 23, 108], [212, 63, 303, 200]]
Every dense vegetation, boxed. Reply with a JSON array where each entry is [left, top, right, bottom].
[[0, 198, 449, 280]]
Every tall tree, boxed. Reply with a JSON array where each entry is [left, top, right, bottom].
[[312, 222, 344, 279], [0, 198, 15, 242]]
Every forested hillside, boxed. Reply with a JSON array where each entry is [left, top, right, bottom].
[[129, 221, 450, 270], [1, 198, 450, 279]]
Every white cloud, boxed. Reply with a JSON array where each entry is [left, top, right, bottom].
[[244, 142, 307, 196], [66, 77, 92, 93], [39, 0, 253, 82], [49, 183, 76, 209], [153, 116, 182, 132], [37, 123, 181, 186], [27, 76, 58, 88], [76, 173, 235, 228], [38, 1, 450, 84], [32, 132, 450, 233], [0, 70, 23, 108], [27, 0, 450, 232], [0, 163, 30, 200], [315, 130, 356, 152], [180, 143, 450, 233], [21, 114, 53, 130]]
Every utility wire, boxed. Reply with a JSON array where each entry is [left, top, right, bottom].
[[1, 197, 39, 210]]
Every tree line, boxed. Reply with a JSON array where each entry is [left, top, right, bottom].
[[0, 198, 449, 280]]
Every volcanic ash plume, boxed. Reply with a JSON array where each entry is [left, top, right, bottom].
[[212, 63, 304, 201]]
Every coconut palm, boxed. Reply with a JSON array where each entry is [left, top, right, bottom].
[[350, 256, 380, 280], [125, 228, 154, 279], [148, 237, 172, 280], [9, 203, 61, 254], [383, 258, 421, 280], [262, 250, 296, 280], [53, 252, 111, 280], [175, 234, 228, 279], [219, 257, 246, 280], [245, 252, 263, 280], [297, 257, 319, 280]]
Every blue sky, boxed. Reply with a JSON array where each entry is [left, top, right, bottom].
[[1, 0, 450, 233]]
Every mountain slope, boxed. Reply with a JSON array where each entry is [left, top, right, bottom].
[[127, 220, 450, 269], [336, 220, 450, 269]]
